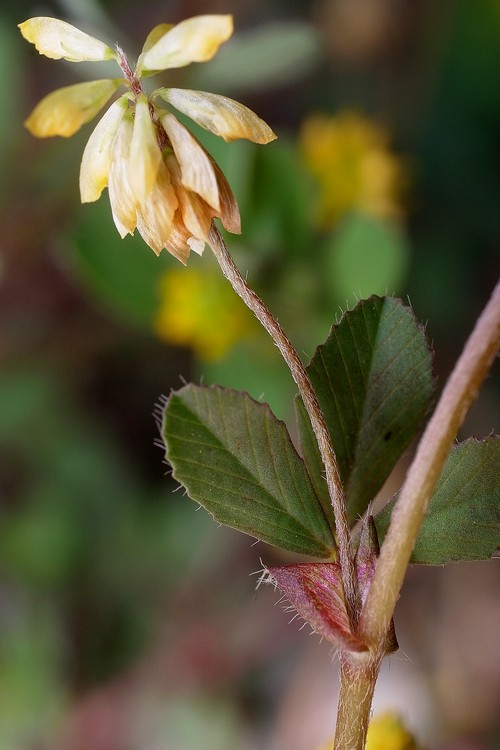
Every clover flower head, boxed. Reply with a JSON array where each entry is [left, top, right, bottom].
[[19, 15, 276, 262]]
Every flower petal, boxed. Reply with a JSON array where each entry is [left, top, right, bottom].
[[187, 238, 206, 256], [128, 94, 162, 205], [166, 154, 212, 245], [108, 115, 137, 237], [163, 217, 192, 264], [161, 112, 219, 210], [19, 17, 116, 62], [137, 15, 233, 74], [135, 159, 178, 255], [79, 94, 129, 202], [139, 23, 174, 57], [24, 78, 122, 138], [157, 87, 276, 143], [162, 112, 240, 233], [210, 159, 241, 234]]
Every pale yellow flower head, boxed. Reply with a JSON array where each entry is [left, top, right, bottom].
[[20, 15, 276, 262]]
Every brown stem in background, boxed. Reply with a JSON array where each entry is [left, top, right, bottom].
[[209, 224, 358, 622]]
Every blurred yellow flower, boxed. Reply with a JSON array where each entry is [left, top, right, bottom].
[[315, 712, 420, 750], [365, 712, 421, 750], [154, 265, 256, 361], [299, 111, 405, 228], [19, 15, 276, 262]]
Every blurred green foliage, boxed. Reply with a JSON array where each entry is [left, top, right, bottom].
[[1, 0, 499, 747]]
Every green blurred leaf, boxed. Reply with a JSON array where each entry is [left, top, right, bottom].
[[200, 338, 293, 422], [0, 366, 215, 691], [298, 296, 433, 522], [162, 694, 242, 749], [327, 213, 410, 302], [162, 384, 335, 557], [0, 369, 142, 587], [0, 600, 64, 748], [190, 21, 321, 94], [0, 18, 22, 156], [250, 139, 312, 257], [375, 438, 500, 564], [68, 199, 166, 325]]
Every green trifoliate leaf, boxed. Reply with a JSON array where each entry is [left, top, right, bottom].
[[297, 296, 433, 522], [375, 438, 500, 564], [162, 384, 335, 558]]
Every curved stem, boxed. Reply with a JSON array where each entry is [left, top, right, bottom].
[[358, 278, 500, 649], [209, 224, 358, 621]]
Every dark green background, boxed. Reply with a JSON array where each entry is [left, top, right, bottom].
[[0, 1, 498, 747]]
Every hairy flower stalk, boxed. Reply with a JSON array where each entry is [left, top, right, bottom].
[[209, 225, 358, 622], [19, 15, 276, 262]]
